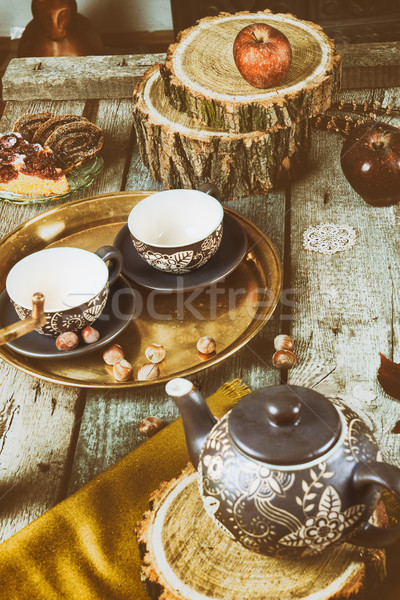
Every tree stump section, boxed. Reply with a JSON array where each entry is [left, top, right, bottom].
[[137, 467, 387, 600], [161, 11, 341, 133], [132, 65, 310, 201]]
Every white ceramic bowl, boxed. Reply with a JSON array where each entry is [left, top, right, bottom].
[[6, 246, 122, 336], [128, 189, 224, 274]]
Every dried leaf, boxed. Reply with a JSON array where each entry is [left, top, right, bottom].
[[392, 421, 400, 434], [378, 353, 400, 400]]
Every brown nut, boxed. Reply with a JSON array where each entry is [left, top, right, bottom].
[[139, 416, 163, 437], [138, 363, 160, 381], [56, 331, 79, 351], [103, 343, 124, 365], [197, 336, 216, 354], [113, 359, 133, 381], [145, 343, 166, 364], [272, 350, 296, 369], [81, 326, 100, 344], [273, 334, 294, 352]]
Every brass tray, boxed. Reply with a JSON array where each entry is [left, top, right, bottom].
[[0, 191, 282, 388]]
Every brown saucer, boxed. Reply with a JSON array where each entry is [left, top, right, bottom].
[[0, 276, 134, 359], [114, 213, 247, 292]]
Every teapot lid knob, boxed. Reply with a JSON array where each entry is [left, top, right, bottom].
[[265, 395, 302, 426]]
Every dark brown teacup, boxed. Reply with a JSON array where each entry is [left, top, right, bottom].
[[128, 188, 224, 274], [6, 245, 123, 336]]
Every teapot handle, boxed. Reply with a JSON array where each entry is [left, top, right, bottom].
[[350, 461, 400, 547]]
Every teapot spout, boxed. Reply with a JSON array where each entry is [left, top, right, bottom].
[[166, 378, 217, 468]]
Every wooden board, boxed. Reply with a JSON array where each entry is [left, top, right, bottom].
[[338, 42, 400, 90], [1, 53, 166, 101], [0, 57, 399, 600], [132, 64, 310, 200], [161, 10, 341, 132], [0, 95, 137, 541], [1, 43, 400, 102], [137, 468, 387, 600], [0, 99, 85, 542], [287, 86, 400, 467]]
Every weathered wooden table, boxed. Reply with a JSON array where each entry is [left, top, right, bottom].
[[0, 44, 400, 598]]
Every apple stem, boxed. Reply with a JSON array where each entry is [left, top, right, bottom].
[[251, 31, 263, 44], [372, 141, 384, 150]]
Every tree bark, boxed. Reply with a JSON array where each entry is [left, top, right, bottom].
[[132, 65, 310, 201]]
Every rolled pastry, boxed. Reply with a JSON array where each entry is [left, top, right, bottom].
[[12, 112, 54, 142], [32, 114, 89, 146], [45, 121, 104, 169]]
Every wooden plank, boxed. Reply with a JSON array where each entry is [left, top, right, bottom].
[[0, 99, 86, 543], [2, 44, 400, 101], [0, 97, 137, 530], [73, 98, 136, 198], [287, 87, 400, 469], [68, 132, 286, 492], [1, 54, 165, 101], [0, 372, 82, 543], [288, 87, 400, 598], [338, 42, 400, 90]]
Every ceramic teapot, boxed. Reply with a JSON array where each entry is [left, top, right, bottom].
[[166, 378, 400, 559]]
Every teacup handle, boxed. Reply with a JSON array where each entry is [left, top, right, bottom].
[[196, 182, 220, 200], [95, 245, 123, 286], [350, 461, 400, 547]]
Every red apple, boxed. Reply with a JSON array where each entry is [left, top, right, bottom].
[[233, 23, 292, 89], [340, 121, 400, 207]]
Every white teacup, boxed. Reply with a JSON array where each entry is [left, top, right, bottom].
[[6, 245, 122, 336], [128, 188, 224, 274]]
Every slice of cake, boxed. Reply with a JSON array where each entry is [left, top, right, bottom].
[[0, 133, 69, 196]]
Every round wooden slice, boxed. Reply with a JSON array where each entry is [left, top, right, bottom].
[[161, 10, 341, 133], [132, 65, 310, 201], [137, 468, 387, 600]]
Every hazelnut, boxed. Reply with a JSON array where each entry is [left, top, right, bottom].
[[274, 334, 294, 352], [272, 350, 297, 369], [56, 331, 79, 351], [145, 343, 166, 364], [138, 363, 160, 381], [197, 336, 216, 355], [113, 359, 133, 381], [81, 326, 100, 344], [139, 416, 163, 437], [103, 343, 124, 365]]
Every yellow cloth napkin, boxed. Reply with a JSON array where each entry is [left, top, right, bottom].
[[0, 380, 250, 600]]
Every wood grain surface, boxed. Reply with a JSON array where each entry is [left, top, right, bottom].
[[161, 10, 341, 132], [2, 43, 399, 101], [0, 48, 399, 599], [137, 469, 386, 600]]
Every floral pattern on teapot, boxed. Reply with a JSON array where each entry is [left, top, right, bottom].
[[198, 399, 381, 558]]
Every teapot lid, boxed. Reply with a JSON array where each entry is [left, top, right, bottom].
[[228, 384, 341, 465]]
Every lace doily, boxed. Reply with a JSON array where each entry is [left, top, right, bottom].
[[303, 223, 357, 255]]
